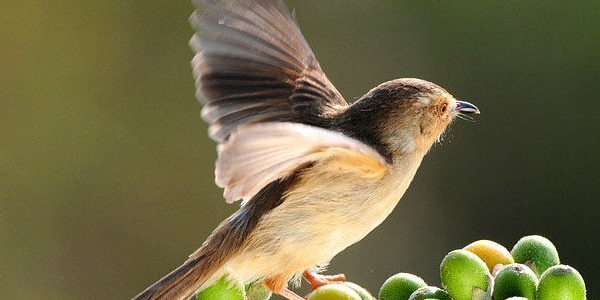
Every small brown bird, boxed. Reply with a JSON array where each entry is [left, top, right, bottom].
[[132, 0, 479, 299]]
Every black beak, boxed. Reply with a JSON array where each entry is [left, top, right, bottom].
[[454, 100, 480, 114]]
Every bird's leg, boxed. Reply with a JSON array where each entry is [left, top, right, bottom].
[[303, 270, 346, 291], [265, 274, 306, 300]]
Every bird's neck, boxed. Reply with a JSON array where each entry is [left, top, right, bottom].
[[332, 103, 393, 163]]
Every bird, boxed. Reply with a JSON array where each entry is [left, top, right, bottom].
[[132, 0, 480, 299]]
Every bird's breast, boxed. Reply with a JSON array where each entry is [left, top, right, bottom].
[[261, 152, 422, 255], [226, 152, 425, 282]]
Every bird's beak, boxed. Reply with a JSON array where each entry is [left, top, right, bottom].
[[454, 100, 480, 114]]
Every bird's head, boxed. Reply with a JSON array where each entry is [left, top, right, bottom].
[[343, 78, 479, 158], [377, 78, 479, 154]]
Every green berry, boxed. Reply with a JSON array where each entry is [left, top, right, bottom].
[[245, 281, 272, 300], [537, 265, 586, 300], [342, 282, 375, 300], [493, 263, 538, 300], [511, 235, 559, 277], [379, 273, 427, 300], [196, 276, 245, 300], [408, 286, 452, 300], [505, 298, 530, 300], [440, 249, 491, 300], [308, 284, 362, 300]]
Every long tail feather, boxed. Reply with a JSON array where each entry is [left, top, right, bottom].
[[131, 253, 219, 300]]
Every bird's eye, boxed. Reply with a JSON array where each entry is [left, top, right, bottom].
[[440, 103, 448, 114]]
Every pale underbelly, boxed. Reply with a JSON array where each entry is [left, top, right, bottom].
[[226, 155, 422, 281], [225, 159, 419, 283]]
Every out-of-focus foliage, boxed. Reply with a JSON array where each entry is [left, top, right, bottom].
[[0, 0, 598, 299]]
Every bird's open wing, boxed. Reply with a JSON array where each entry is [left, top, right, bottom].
[[190, 0, 347, 142], [216, 123, 390, 204]]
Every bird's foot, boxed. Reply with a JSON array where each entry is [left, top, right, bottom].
[[303, 270, 346, 291]]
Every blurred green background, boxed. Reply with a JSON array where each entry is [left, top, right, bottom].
[[1, 0, 599, 299]]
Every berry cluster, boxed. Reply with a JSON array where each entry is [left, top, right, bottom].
[[194, 235, 586, 300], [380, 235, 585, 300]]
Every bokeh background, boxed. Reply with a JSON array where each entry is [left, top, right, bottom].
[[1, 0, 599, 299]]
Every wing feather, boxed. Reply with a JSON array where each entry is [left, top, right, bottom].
[[189, 0, 377, 205], [216, 123, 391, 204], [190, 0, 347, 142]]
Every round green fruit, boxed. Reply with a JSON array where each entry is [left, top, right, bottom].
[[308, 284, 362, 300], [505, 298, 530, 300], [196, 276, 245, 300], [511, 235, 559, 277], [440, 249, 491, 300], [379, 273, 427, 300], [493, 263, 538, 300], [245, 281, 272, 300], [408, 286, 452, 300], [537, 265, 586, 300], [342, 282, 375, 300]]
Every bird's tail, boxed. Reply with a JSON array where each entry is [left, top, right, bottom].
[[131, 249, 226, 300], [131, 214, 244, 300]]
